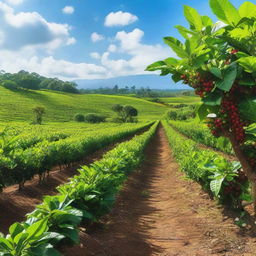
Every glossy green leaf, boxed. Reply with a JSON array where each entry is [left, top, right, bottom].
[[209, 0, 240, 25], [202, 91, 222, 106], [216, 63, 237, 91], [239, 97, 256, 122], [210, 67, 222, 79], [210, 177, 225, 197], [237, 56, 256, 73], [239, 1, 256, 18], [163, 37, 188, 58], [184, 5, 203, 31], [145, 61, 167, 72]]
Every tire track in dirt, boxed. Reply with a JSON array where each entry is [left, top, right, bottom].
[[64, 126, 256, 256]]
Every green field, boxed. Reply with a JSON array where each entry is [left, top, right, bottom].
[[159, 96, 200, 105], [0, 87, 168, 122]]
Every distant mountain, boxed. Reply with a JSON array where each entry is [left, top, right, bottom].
[[75, 74, 190, 90]]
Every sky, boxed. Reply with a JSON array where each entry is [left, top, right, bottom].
[[0, 0, 250, 81]]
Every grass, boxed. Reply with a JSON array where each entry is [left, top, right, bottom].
[[159, 96, 200, 105], [0, 87, 168, 122]]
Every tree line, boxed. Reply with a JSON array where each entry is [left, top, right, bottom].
[[0, 70, 79, 93]]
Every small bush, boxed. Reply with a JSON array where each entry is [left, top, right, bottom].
[[74, 113, 85, 122], [84, 113, 106, 123], [166, 110, 178, 120], [2, 80, 18, 90]]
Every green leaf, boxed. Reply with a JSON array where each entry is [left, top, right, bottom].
[[175, 25, 195, 39], [0, 238, 12, 251], [202, 91, 222, 106], [163, 37, 188, 58], [164, 57, 179, 67], [210, 67, 222, 79], [196, 104, 219, 121], [239, 2, 256, 18], [197, 104, 209, 121], [229, 28, 251, 40], [201, 16, 213, 27], [237, 56, 256, 73], [239, 77, 256, 86], [246, 123, 256, 135], [145, 61, 167, 72], [209, 0, 240, 26], [26, 218, 48, 241], [60, 227, 79, 244], [236, 51, 249, 58], [216, 63, 237, 91], [9, 223, 24, 240], [239, 97, 256, 122], [184, 5, 203, 31], [210, 177, 225, 197], [30, 244, 61, 256], [172, 73, 182, 83]]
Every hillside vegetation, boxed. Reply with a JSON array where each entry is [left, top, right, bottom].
[[0, 87, 168, 122]]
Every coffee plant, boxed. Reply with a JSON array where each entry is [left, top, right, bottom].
[[147, 0, 256, 212]]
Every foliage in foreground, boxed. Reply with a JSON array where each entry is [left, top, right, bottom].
[[0, 122, 158, 255], [146, 0, 256, 210], [162, 121, 250, 206]]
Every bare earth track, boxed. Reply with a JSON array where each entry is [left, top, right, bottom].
[[64, 126, 256, 256]]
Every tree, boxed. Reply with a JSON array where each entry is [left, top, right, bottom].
[[111, 104, 138, 122], [32, 107, 45, 125], [146, 0, 256, 212]]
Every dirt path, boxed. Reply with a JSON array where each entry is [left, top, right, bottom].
[[0, 128, 149, 234], [63, 126, 256, 256]]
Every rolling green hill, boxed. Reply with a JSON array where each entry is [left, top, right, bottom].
[[0, 87, 168, 122], [159, 96, 200, 105]]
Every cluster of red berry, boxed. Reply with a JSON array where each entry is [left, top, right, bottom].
[[221, 97, 246, 143], [180, 73, 214, 97], [208, 118, 223, 137], [180, 74, 189, 84], [207, 94, 246, 143], [194, 79, 214, 97], [223, 171, 247, 197]]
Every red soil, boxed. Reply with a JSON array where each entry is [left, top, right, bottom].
[[0, 130, 143, 234], [63, 126, 256, 256]]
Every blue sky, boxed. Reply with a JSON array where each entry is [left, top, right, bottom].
[[0, 0, 249, 81]]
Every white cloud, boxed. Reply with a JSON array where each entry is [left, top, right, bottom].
[[66, 37, 76, 45], [4, 0, 23, 5], [104, 11, 138, 27], [100, 28, 173, 77], [0, 50, 106, 80], [0, 2, 75, 51], [62, 6, 75, 15], [91, 32, 104, 42], [116, 28, 143, 50], [90, 52, 101, 59], [108, 44, 117, 53]]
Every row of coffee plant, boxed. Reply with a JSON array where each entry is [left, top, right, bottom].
[[169, 120, 233, 154], [0, 123, 152, 191], [162, 121, 250, 206], [0, 122, 158, 255]]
